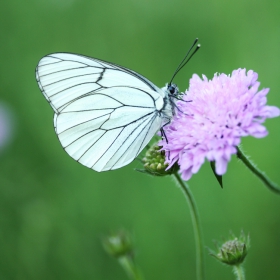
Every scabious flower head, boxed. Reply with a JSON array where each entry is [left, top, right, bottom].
[[159, 69, 280, 180]]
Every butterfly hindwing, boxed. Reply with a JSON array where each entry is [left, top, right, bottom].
[[36, 53, 165, 171]]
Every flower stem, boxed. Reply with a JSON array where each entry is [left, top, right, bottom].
[[173, 172, 205, 280], [233, 265, 245, 280], [118, 255, 144, 280], [236, 146, 280, 194]]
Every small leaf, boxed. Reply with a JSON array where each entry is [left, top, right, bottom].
[[134, 168, 168, 177], [210, 161, 223, 188]]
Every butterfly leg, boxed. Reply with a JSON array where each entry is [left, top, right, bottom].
[[160, 118, 172, 143]]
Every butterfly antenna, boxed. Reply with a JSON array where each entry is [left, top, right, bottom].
[[169, 38, 200, 85]]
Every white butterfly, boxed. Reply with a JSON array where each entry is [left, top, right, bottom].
[[35, 42, 199, 172]]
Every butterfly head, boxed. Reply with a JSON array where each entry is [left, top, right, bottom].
[[167, 83, 179, 96]]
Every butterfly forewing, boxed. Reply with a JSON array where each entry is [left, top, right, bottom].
[[36, 53, 166, 171]]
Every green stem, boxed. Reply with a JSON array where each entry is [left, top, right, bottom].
[[233, 265, 245, 280], [118, 255, 144, 280], [173, 172, 205, 280], [236, 146, 280, 194]]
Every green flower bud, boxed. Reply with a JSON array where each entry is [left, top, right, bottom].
[[136, 143, 179, 176], [210, 231, 250, 266], [102, 230, 133, 258]]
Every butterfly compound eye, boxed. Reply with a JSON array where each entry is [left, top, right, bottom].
[[167, 84, 177, 95]]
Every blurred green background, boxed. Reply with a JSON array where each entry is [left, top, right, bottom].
[[1, 0, 280, 279]]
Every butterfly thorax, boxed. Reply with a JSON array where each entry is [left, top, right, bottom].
[[160, 83, 178, 120]]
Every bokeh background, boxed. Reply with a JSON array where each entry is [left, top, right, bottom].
[[1, 0, 280, 279]]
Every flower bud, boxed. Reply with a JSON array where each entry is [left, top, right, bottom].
[[210, 231, 250, 266], [137, 143, 179, 176], [102, 230, 133, 258]]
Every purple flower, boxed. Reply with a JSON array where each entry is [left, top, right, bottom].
[[0, 102, 14, 152], [159, 69, 280, 180]]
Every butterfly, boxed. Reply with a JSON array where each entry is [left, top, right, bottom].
[[35, 40, 199, 172]]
